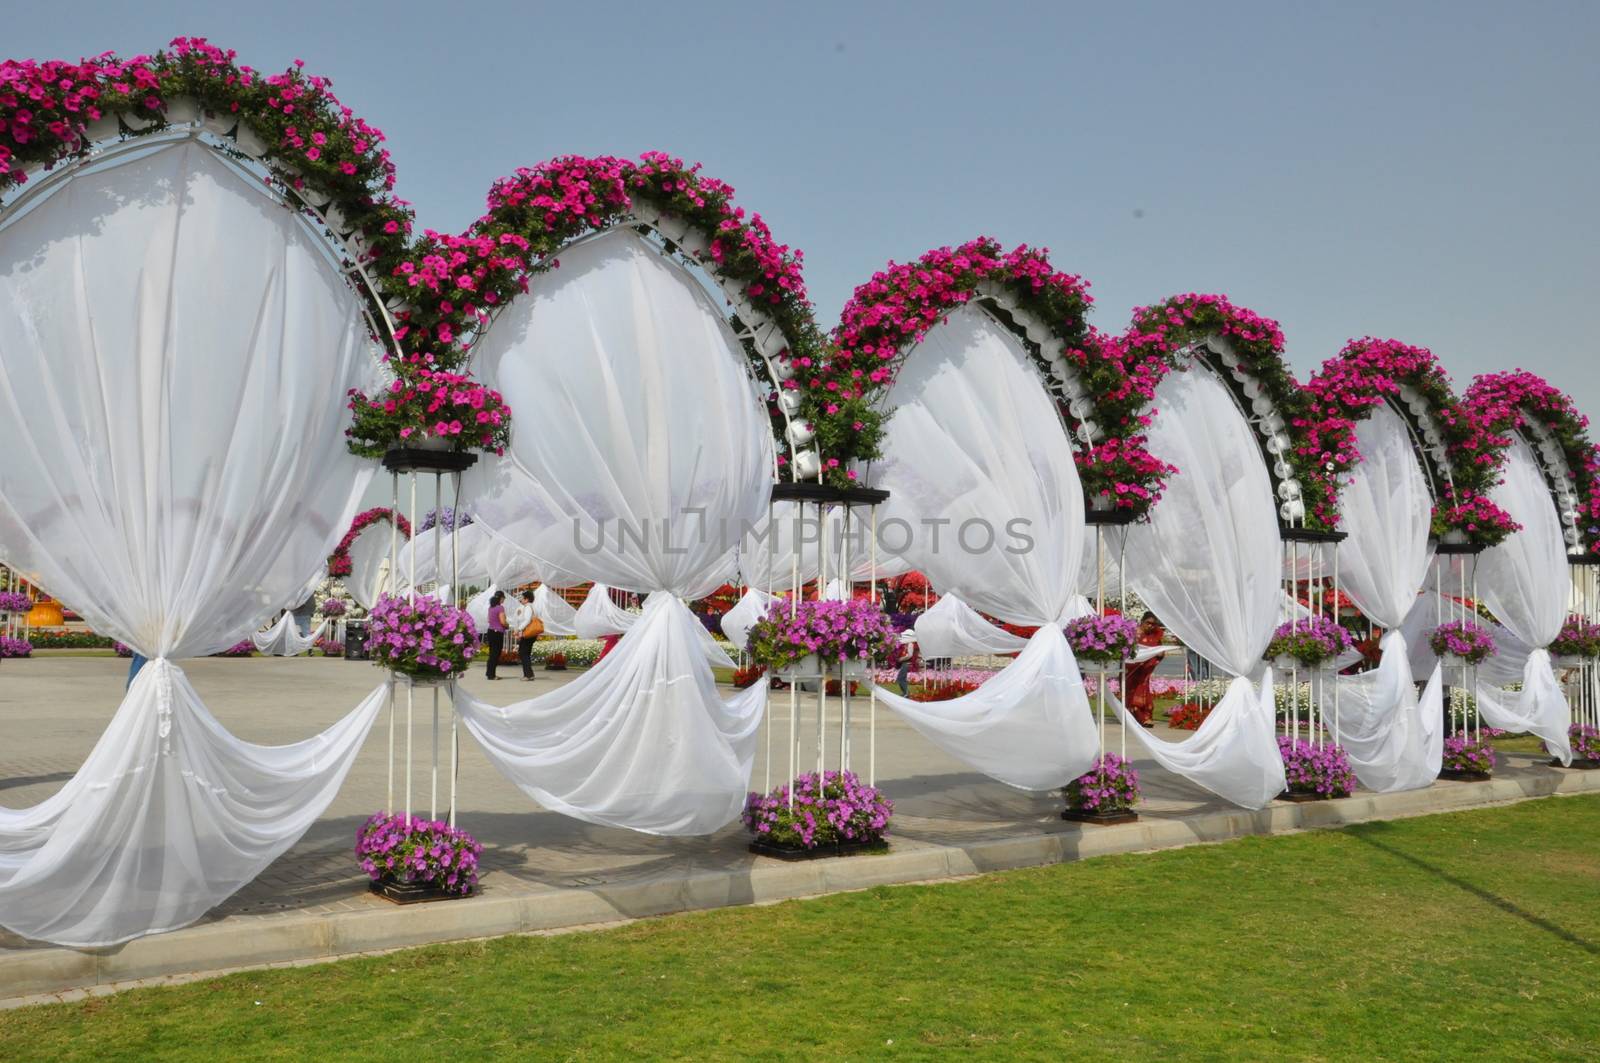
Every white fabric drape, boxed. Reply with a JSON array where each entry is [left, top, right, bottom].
[[454, 229, 772, 834], [0, 139, 381, 945], [870, 306, 1097, 789], [528, 583, 578, 637], [912, 593, 1027, 660], [1474, 437, 1573, 762], [1119, 368, 1287, 808], [251, 612, 328, 656], [721, 587, 777, 651], [1319, 405, 1443, 790], [343, 521, 397, 611], [574, 583, 639, 638]]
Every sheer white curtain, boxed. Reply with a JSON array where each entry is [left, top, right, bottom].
[[574, 583, 639, 638], [1318, 405, 1443, 790], [344, 522, 396, 611], [526, 583, 579, 637], [0, 139, 381, 945], [721, 587, 778, 649], [454, 230, 771, 834], [913, 593, 1027, 659], [1474, 437, 1573, 762], [869, 306, 1098, 790], [251, 611, 327, 656], [1120, 367, 1286, 809]]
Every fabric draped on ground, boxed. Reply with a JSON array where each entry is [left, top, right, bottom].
[[1119, 367, 1287, 807], [455, 593, 765, 834], [455, 229, 773, 834], [1313, 405, 1442, 790], [0, 139, 379, 945], [873, 625, 1097, 790], [1110, 674, 1285, 810], [251, 612, 328, 656], [868, 306, 1095, 788]]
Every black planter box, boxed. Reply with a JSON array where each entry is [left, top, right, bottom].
[[1438, 768, 1493, 782], [1061, 807, 1139, 825], [748, 837, 888, 861], [1550, 758, 1600, 770], [1277, 790, 1343, 803], [369, 879, 469, 904]]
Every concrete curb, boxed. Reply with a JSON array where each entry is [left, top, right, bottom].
[[5, 767, 1598, 1005]]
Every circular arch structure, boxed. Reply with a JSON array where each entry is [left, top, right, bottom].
[[833, 237, 1173, 516], [1302, 337, 1522, 549], [0, 39, 414, 361], [1463, 371, 1600, 558], [378, 152, 830, 482], [327, 507, 412, 579], [1122, 294, 1357, 533]]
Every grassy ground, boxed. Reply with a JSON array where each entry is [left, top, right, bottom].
[[6, 797, 1599, 1060]]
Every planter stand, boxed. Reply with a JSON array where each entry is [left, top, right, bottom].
[[369, 879, 470, 905], [748, 837, 888, 861], [1438, 768, 1493, 782], [1061, 807, 1139, 825]]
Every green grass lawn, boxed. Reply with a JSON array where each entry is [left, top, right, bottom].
[[8, 797, 1600, 1061]]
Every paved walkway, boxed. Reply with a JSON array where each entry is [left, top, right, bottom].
[[2, 654, 1595, 1002]]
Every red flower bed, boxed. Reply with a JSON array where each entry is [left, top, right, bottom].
[[1166, 701, 1212, 730]]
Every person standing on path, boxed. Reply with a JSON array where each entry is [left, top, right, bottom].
[[514, 589, 543, 680], [485, 591, 507, 680]]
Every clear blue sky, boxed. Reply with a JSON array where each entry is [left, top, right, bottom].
[[12, 1, 1599, 421]]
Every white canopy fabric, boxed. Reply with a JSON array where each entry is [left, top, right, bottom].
[[869, 306, 1098, 790], [528, 583, 578, 637], [912, 592, 1027, 660], [1119, 367, 1287, 809], [1318, 405, 1443, 791], [452, 229, 771, 834], [251, 612, 328, 657], [1472, 436, 1573, 762], [0, 139, 380, 945], [574, 583, 639, 638]]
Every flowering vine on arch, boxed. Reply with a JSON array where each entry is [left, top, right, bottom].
[[832, 237, 1175, 515], [346, 151, 838, 478], [1121, 294, 1358, 532], [1, 38, 416, 330], [1304, 338, 1518, 548], [1462, 371, 1600, 556], [327, 507, 412, 579]]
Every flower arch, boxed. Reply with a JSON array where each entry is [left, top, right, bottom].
[[327, 507, 411, 578], [1462, 371, 1600, 557], [348, 151, 837, 480], [832, 237, 1174, 516], [1303, 338, 1517, 548], [1, 38, 414, 353], [1121, 294, 1357, 533]]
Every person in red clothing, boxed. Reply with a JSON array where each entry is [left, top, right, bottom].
[[485, 591, 507, 680], [1124, 611, 1166, 727]]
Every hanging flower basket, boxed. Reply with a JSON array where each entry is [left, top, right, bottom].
[[1062, 754, 1140, 824], [1428, 621, 1496, 667], [1558, 724, 1600, 770], [366, 593, 479, 681], [1440, 734, 1497, 781], [1277, 737, 1355, 800], [743, 771, 892, 859], [1264, 617, 1354, 672], [746, 599, 895, 680], [317, 597, 348, 618], [356, 812, 482, 902], [1063, 615, 1138, 674], [0, 591, 30, 615], [1548, 618, 1600, 667]]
